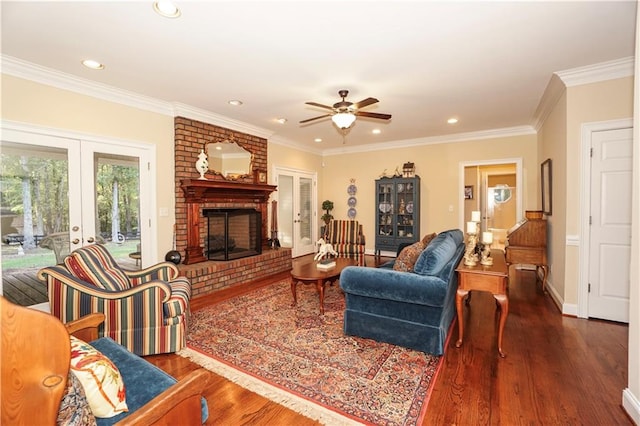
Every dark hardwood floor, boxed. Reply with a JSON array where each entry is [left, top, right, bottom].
[[145, 254, 632, 425]]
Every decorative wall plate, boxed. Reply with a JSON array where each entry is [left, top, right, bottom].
[[347, 184, 357, 195], [406, 201, 414, 214], [379, 202, 392, 213], [348, 207, 357, 219], [348, 196, 357, 207]]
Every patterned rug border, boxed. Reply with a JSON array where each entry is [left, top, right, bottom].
[[178, 346, 365, 425]]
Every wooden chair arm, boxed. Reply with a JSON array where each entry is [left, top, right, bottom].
[[65, 313, 105, 342], [116, 369, 210, 425]]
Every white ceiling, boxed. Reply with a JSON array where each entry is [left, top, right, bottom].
[[1, 1, 637, 151]]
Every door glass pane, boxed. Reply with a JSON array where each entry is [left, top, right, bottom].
[[298, 177, 312, 246], [92, 152, 141, 267], [1, 142, 69, 306], [277, 174, 293, 248]]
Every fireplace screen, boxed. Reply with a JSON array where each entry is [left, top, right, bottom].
[[203, 208, 262, 261]]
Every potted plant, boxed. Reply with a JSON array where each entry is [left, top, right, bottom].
[[321, 200, 334, 224]]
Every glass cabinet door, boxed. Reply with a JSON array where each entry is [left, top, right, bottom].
[[395, 179, 417, 240], [377, 182, 394, 236]]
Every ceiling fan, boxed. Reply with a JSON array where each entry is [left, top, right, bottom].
[[300, 90, 392, 129]]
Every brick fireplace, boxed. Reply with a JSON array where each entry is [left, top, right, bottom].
[[173, 117, 292, 296]]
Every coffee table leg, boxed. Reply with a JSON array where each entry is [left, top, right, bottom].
[[316, 279, 325, 315], [290, 276, 297, 307]]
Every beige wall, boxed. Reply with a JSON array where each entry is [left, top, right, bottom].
[[538, 85, 568, 303], [321, 134, 538, 253], [566, 77, 634, 305], [267, 143, 323, 179], [1, 74, 176, 258], [539, 76, 633, 307]]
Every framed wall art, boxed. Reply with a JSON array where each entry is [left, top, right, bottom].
[[541, 158, 552, 215], [464, 185, 474, 200]]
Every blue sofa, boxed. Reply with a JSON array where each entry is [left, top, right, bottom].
[[339, 229, 465, 355]]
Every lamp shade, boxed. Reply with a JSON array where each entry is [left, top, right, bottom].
[[332, 112, 356, 129]]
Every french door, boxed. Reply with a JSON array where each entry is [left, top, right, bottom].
[[274, 167, 316, 258], [1, 126, 152, 288]]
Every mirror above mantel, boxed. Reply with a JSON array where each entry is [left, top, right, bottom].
[[206, 140, 253, 180]]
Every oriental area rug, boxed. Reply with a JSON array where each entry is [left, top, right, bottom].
[[179, 279, 443, 425]]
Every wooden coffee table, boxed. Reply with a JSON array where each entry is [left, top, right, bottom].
[[290, 257, 356, 315]]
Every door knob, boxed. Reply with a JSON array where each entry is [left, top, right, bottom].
[[72, 238, 80, 244], [87, 237, 95, 243]]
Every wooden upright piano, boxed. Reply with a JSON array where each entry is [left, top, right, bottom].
[[504, 210, 548, 292]]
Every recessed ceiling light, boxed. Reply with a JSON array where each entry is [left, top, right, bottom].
[[314, 138, 322, 143], [81, 59, 104, 70], [228, 100, 243, 106], [447, 118, 459, 124], [153, 1, 181, 18], [372, 129, 381, 134], [276, 118, 287, 124]]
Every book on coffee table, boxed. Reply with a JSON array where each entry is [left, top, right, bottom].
[[316, 258, 336, 270]]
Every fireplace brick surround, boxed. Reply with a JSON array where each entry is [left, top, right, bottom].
[[173, 117, 292, 296]]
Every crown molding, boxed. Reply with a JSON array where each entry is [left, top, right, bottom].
[[1, 55, 175, 116], [321, 126, 536, 156], [555, 56, 635, 87], [532, 57, 635, 131], [1, 55, 276, 139], [533, 74, 566, 131], [171, 103, 274, 140]]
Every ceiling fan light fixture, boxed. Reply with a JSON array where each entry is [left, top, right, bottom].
[[332, 112, 356, 129]]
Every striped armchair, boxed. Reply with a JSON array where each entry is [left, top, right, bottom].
[[38, 244, 191, 356], [324, 220, 366, 266]]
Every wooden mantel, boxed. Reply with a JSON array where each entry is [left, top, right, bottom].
[[180, 179, 277, 264]]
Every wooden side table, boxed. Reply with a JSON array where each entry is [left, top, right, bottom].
[[455, 249, 509, 357]]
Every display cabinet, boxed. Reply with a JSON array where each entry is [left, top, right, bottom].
[[375, 176, 420, 256]]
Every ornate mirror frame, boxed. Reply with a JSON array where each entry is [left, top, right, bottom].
[[205, 140, 254, 181]]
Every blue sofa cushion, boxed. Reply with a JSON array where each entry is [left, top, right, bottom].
[[90, 337, 208, 426], [414, 231, 458, 276]]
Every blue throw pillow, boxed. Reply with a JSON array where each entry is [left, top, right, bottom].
[[413, 233, 457, 276]]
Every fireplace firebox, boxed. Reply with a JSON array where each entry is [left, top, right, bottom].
[[203, 208, 262, 261]]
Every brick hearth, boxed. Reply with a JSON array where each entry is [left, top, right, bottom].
[[178, 248, 292, 297]]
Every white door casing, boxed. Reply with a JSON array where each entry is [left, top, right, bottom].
[[587, 127, 632, 323]]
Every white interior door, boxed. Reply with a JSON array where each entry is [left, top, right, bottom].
[[274, 168, 316, 257], [588, 127, 632, 323]]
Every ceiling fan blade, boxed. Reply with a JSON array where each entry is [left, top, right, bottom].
[[305, 102, 334, 111], [353, 97, 379, 109], [355, 111, 392, 120], [299, 114, 332, 124]]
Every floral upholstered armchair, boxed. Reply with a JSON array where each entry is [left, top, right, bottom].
[[323, 219, 366, 266], [38, 244, 191, 356]]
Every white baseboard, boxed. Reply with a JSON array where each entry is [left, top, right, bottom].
[[623, 388, 640, 425]]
